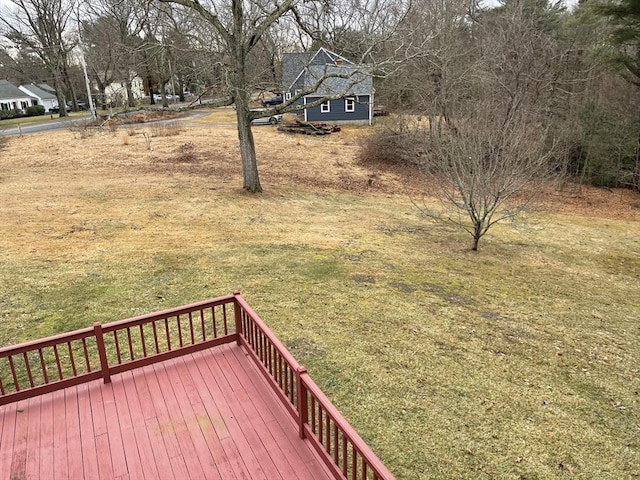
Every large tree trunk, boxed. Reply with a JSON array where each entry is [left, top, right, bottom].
[[53, 77, 67, 118], [235, 97, 262, 192], [125, 80, 135, 108]]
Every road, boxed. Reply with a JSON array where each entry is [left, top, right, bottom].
[[0, 110, 214, 137], [0, 114, 93, 136]]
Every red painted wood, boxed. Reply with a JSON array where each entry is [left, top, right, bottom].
[[76, 383, 100, 480], [0, 347, 338, 480], [25, 395, 41, 479], [228, 346, 333, 479], [52, 389, 69, 480], [120, 371, 161, 480], [101, 380, 133, 478], [64, 387, 84, 480], [112, 375, 149, 480], [9, 400, 28, 479], [38, 391, 55, 480], [0, 403, 16, 480], [151, 362, 208, 480], [194, 349, 270, 480], [162, 358, 223, 479]]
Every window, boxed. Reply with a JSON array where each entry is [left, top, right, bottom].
[[321, 101, 330, 113], [345, 97, 355, 113], [285, 92, 291, 100]]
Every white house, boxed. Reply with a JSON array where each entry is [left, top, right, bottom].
[[104, 75, 145, 106], [0, 80, 38, 112], [19, 83, 58, 112]]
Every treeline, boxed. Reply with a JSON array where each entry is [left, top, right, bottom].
[[367, 0, 640, 191]]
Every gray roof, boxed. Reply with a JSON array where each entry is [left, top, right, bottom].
[[303, 64, 373, 96], [282, 48, 371, 97], [282, 52, 314, 91], [0, 80, 34, 101], [20, 83, 57, 100], [38, 83, 56, 94]]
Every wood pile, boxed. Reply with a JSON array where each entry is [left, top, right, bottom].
[[278, 118, 341, 135]]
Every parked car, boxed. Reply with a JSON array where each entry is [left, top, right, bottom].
[[262, 94, 283, 107], [251, 114, 282, 125], [50, 104, 71, 114]]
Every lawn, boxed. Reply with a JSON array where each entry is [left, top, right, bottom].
[[0, 110, 638, 479]]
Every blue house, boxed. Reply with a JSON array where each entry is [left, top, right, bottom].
[[282, 48, 373, 125]]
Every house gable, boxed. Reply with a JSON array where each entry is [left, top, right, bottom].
[[19, 84, 57, 101], [0, 80, 38, 111], [281, 48, 373, 125]]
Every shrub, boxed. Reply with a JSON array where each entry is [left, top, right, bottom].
[[25, 105, 45, 117], [358, 115, 428, 167], [0, 109, 22, 120], [150, 121, 183, 137]]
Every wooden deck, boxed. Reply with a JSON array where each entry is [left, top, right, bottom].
[[0, 343, 334, 480]]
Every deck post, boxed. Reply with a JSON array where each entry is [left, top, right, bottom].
[[297, 366, 308, 439], [233, 290, 243, 346], [94, 322, 111, 384]]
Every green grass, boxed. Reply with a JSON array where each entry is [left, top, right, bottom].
[[0, 127, 639, 479]]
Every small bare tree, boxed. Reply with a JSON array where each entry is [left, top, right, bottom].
[[420, 102, 557, 251], [414, 0, 566, 250]]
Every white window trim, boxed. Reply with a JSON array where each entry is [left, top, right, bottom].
[[320, 101, 330, 113], [345, 97, 356, 113], [285, 92, 291, 100]]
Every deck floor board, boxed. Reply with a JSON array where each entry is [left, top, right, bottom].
[[0, 344, 335, 480]]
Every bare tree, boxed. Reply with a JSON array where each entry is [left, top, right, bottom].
[[414, 1, 567, 250], [0, 0, 77, 116], [155, 0, 412, 192]]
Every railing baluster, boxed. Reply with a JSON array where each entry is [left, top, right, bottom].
[[200, 310, 207, 342], [326, 414, 331, 454], [127, 327, 135, 360], [318, 405, 324, 443], [67, 342, 77, 377], [222, 304, 228, 334], [0, 376, 5, 395], [311, 397, 316, 434], [140, 324, 147, 357], [177, 314, 183, 348], [8, 356, 20, 391], [334, 419, 339, 463], [189, 312, 195, 344], [290, 367, 295, 403], [352, 446, 358, 480], [212, 307, 217, 338], [342, 433, 348, 475], [164, 318, 171, 351], [82, 338, 91, 372], [23, 352, 34, 387], [114, 331, 122, 364], [53, 344, 63, 380], [38, 348, 48, 383], [152, 321, 160, 353]]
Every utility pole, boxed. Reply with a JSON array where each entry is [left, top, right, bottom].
[[76, 13, 96, 120]]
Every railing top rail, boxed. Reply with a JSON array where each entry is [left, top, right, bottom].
[[233, 292, 302, 372], [101, 294, 236, 333], [302, 371, 396, 479], [0, 326, 95, 357]]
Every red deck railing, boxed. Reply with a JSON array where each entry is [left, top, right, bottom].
[[0, 292, 395, 480]]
